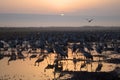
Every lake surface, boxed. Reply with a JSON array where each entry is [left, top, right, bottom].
[[0, 49, 119, 80]]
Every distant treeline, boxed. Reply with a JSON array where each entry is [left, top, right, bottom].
[[0, 26, 120, 33]]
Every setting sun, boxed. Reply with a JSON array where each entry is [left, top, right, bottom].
[[60, 13, 64, 16]]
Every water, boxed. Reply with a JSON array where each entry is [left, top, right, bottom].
[[0, 49, 119, 80], [0, 14, 120, 27]]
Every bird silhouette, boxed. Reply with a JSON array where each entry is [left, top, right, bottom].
[[87, 19, 93, 23], [29, 54, 37, 60], [8, 51, 17, 65], [95, 63, 103, 72], [34, 55, 46, 66]]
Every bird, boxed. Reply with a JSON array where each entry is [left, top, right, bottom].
[[80, 63, 87, 71], [54, 44, 68, 58], [0, 53, 4, 60], [34, 55, 46, 66], [34, 57, 44, 66], [0, 41, 4, 48], [29, 54, 37, 60], [17, 49, 25, 60], [45, 47, 54, 54], [95, 63, 103, 72], [44, 64, 55, 72], [87, 19, 93, 23], [71, 43, 79, 54], [8, 52, 17, 65], [81, 50, 93, 60]]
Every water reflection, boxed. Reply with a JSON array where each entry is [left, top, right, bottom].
[[0, 48, 119, 80]]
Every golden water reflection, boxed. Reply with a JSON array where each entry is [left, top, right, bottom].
[[0, 49, 119, 80]]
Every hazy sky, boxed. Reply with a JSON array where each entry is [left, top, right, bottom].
[[0, 0, 120, 27]]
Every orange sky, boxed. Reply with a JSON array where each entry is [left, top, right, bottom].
[[0, 0, 116, 14], [0, 0, 120, 27]]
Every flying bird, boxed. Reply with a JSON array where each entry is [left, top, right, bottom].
[[87, 19, 93, 23]]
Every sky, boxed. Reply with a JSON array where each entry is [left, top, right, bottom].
[[0, 0, 120, 27]]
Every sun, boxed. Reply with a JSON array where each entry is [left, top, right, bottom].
[[60, 13, 64, 16]]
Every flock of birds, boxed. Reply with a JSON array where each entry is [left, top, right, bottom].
[[0, 31, 120, 73]]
